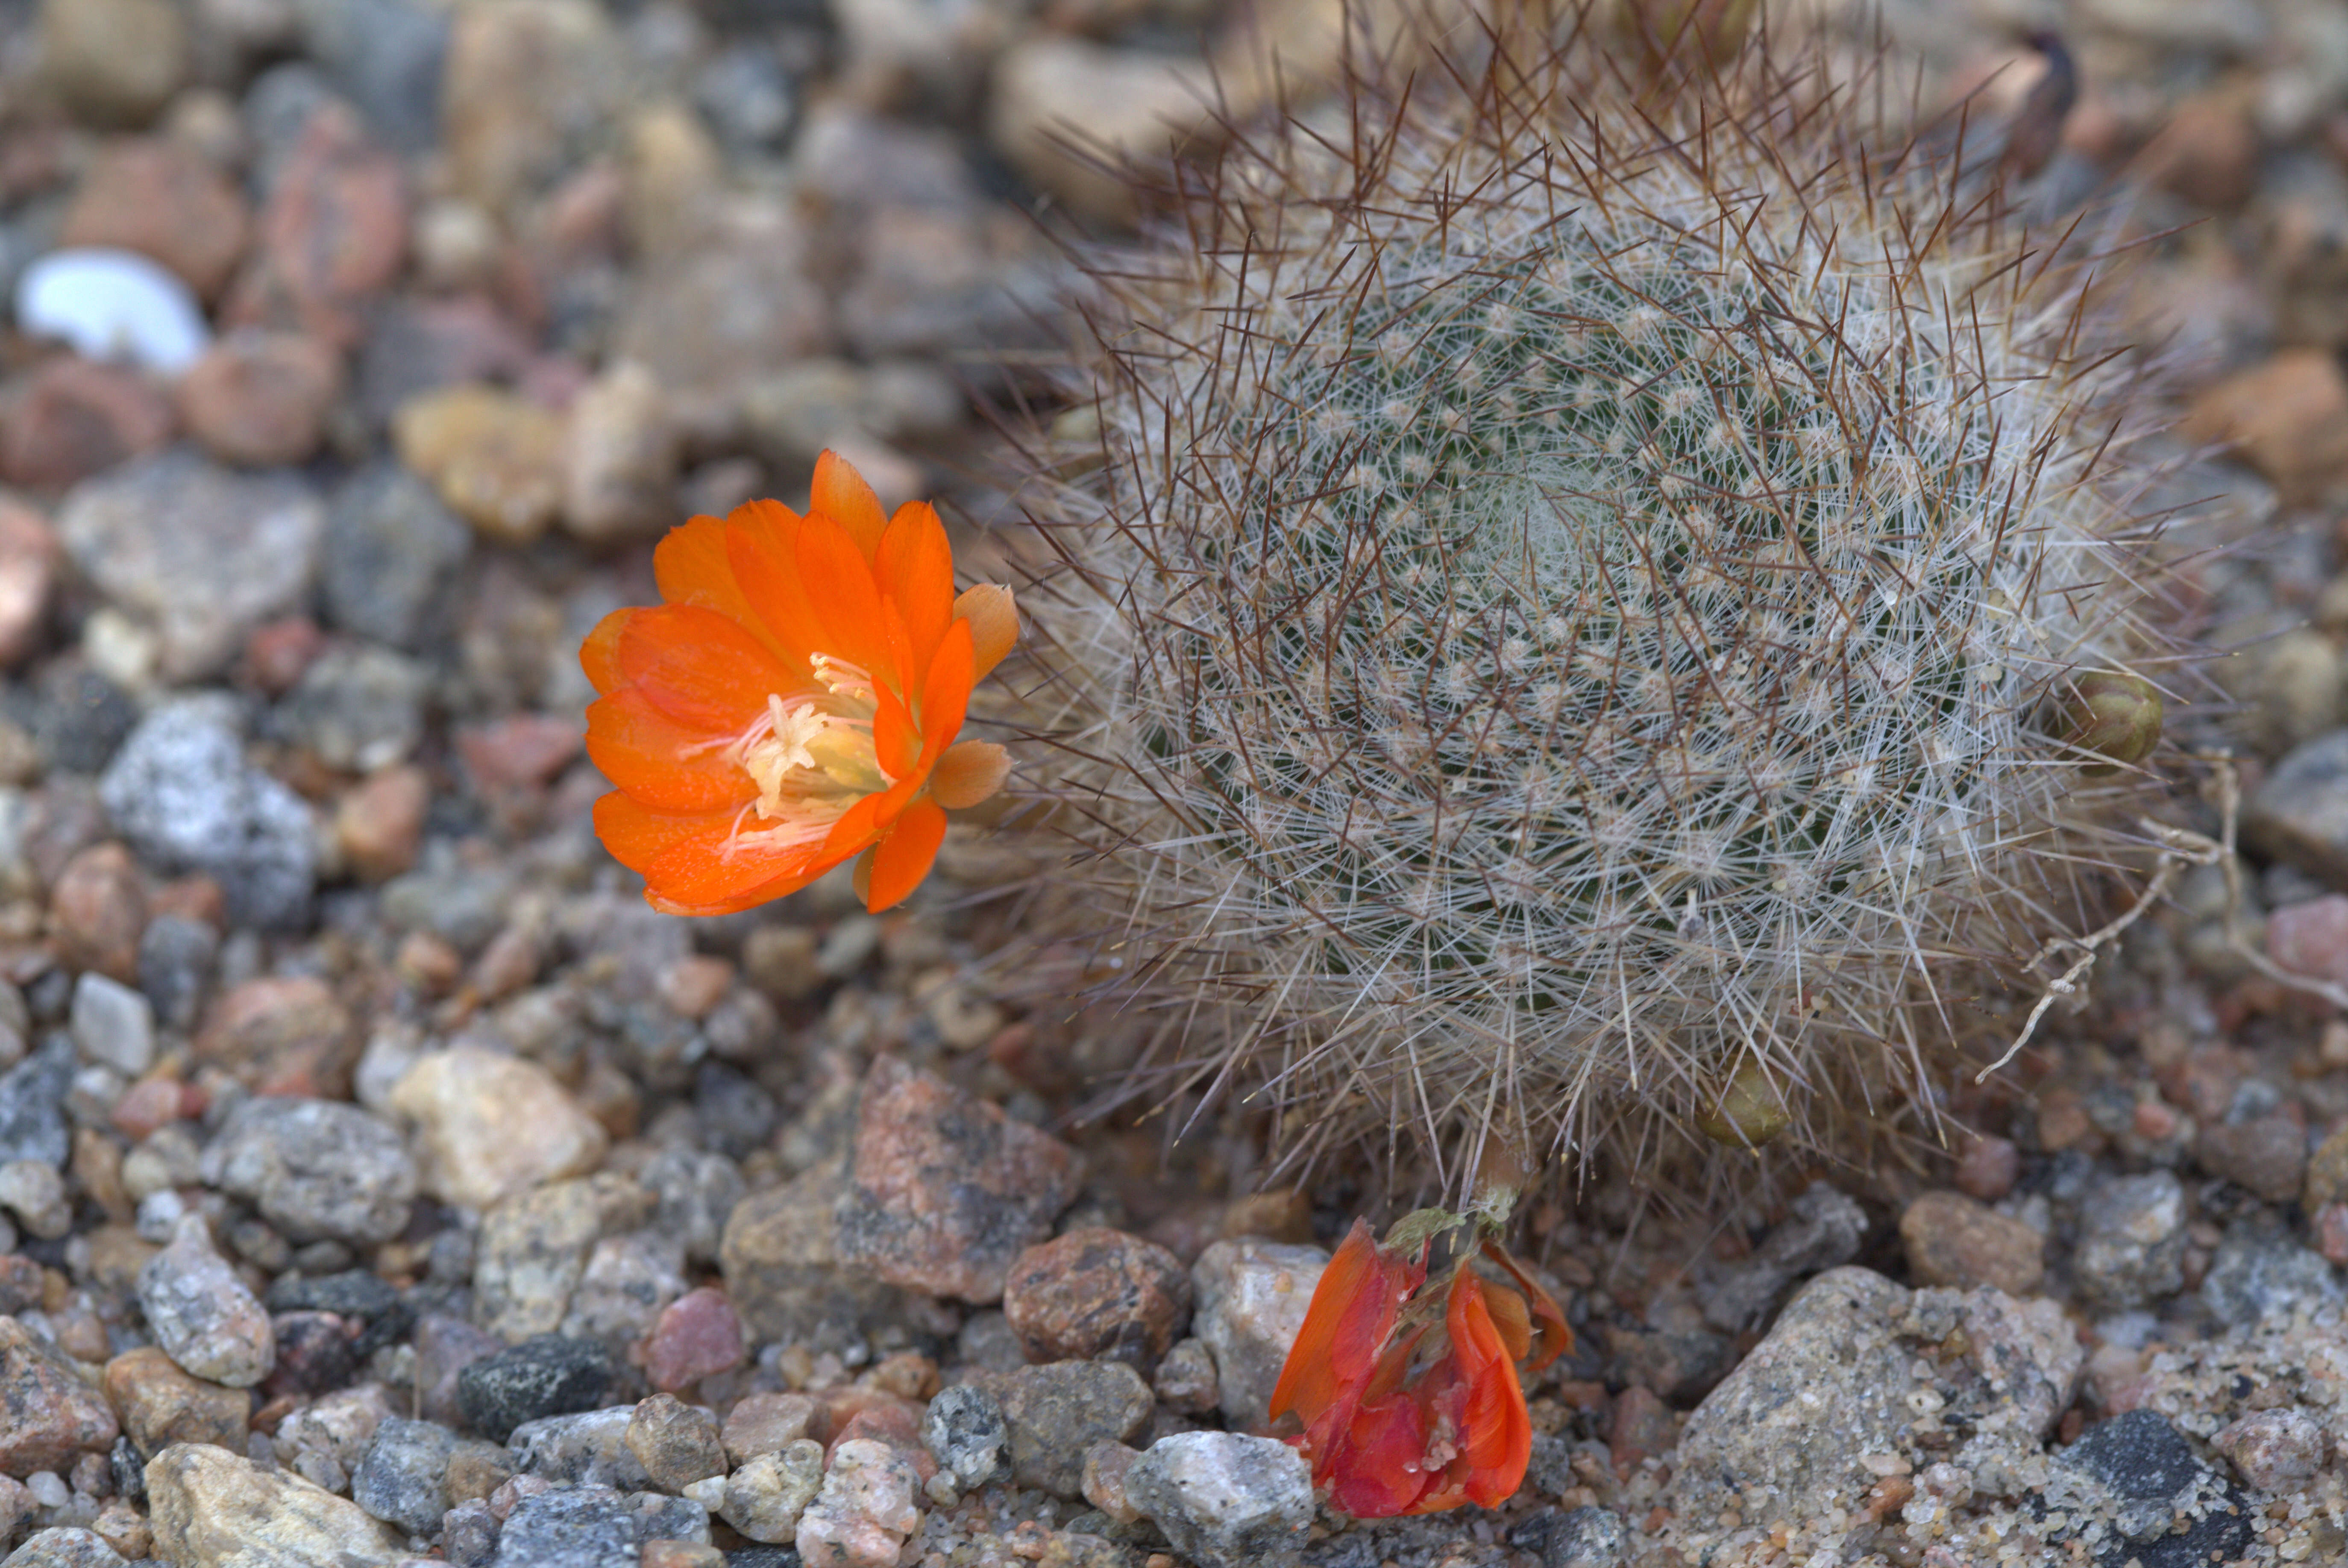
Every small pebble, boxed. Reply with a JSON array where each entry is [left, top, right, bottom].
[[136, 1212, 274, 1387], [2214, 1406, 2327, 1493], [625, 1394, 726, 1493], [719, 1439, 825, 1544]]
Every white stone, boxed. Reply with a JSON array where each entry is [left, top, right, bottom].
[[1124, 1432, 1314, 1568], [14, 249, 210, 374], [1188, 1237, 1328, 1429], [70, 972, 156, 1077]]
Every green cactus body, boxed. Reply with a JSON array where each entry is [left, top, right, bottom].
[[1025, 13, 2180, 1188]]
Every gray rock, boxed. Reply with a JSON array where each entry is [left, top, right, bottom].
[[321, 464, 473, 650], [507, 1407, 654, 1490], [379, 863, 514, 952], [694, 44, 795, 155], [138, 1213, 275, 1387], [0, 1528, 129, 1568], [56, 449, 322, 681], [204, 1096, 418, 1246], [628, 1490, 710, 1545], [1510, 1506, 1628, 1568], [922, 1383, 1006, 1488], [2073, 1171, 2188, 1312], [458, 1336, 613, 1443], [137, 914, 218, 1031], [1696, 1182, 1866, 1330], [98, 696, 316, 928], [29, 664, 134, 774], [2248, 728, 2348, 885], [273, 645, 430, 773], [1189, 1238, 1328, 1430], [2200, 1228, 2343, 1326], [352, 1416, 458, 1536], [0, 1039, 74, 1168], [492, 1483, 637, 1568], [994, 1361, 1153, 1498], [1124, 1431, 1314, 1568], [638, 1148, 743, 1268], [560, 1231, 686, 1357], [443, 1498, 499, 1568], [67, 973, 152, 1077], [1666, 1270, 2083, 1551], [242, 65, 346, 197], [293, 0, 448, 153]]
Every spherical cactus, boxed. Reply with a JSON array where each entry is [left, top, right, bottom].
[[1013, 8, 2184, 1194]]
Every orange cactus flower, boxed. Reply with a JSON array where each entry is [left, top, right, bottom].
[[1269, 1218, 1571, 1518], [582, 450, 1017, 916]]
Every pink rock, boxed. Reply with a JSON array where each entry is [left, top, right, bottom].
[[834, 1056, 1082, 1304], [658, 955, 734, 1021], [2317, 1203, 2348, 1266], [458, 712, 584, 790], [58, 138, 250, 301], [240, 616, 327, 696], [335, 764, 431, 884], [0, 357, 175, 490], [0, 501, 59, 668], [195, 975, 357, 1099], [177, 330, 343, 467], [225, 103, 408, 348], [794, 1439, 922, 1568], [1952, 1133, 2019, 1203], [642, 1286, 744, 1394], [2268, 894, 2348, 987], [109, 1074, 185, 1141], [721, 1391, 817, 1466], [1003, 1227, 1190, 1370], [823, 1400, 933, 1480]]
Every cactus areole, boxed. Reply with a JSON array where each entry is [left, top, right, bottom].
[[1026, 9, 2183, 1191]]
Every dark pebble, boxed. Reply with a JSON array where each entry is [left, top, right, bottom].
[[458, 1334, 613, 1443], [265, 1267, 411, 1354]]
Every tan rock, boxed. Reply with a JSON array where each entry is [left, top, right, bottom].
[[103, 1346, 249, 1453], [622, 104, 722, 261], [986, 38, 1213, 224], [2181, 349, 2348, 502], [1898, 1190, 2044, 1297], [37, 0, 187, 127], [2140, 91, 2259, 210], [394, 384, 567, 544], [144, 1442, 403, 1567], [389, 1046, 608, 1210], [561, 361, 678, 546], [333, 764, 430, 883]]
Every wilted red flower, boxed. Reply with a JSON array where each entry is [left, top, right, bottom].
[[1269, 1218, 1570, 1517], [583, 450, 1017, 916]]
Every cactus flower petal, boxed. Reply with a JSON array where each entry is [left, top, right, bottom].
[[1270, 1219, 1565, 1518], [582, 449, 1016, 916]]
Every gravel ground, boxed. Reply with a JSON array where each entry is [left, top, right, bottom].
[[0, 0, 2346, 1565]]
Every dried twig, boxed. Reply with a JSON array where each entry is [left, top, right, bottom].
[[1979, 749, 2348, 1086]]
